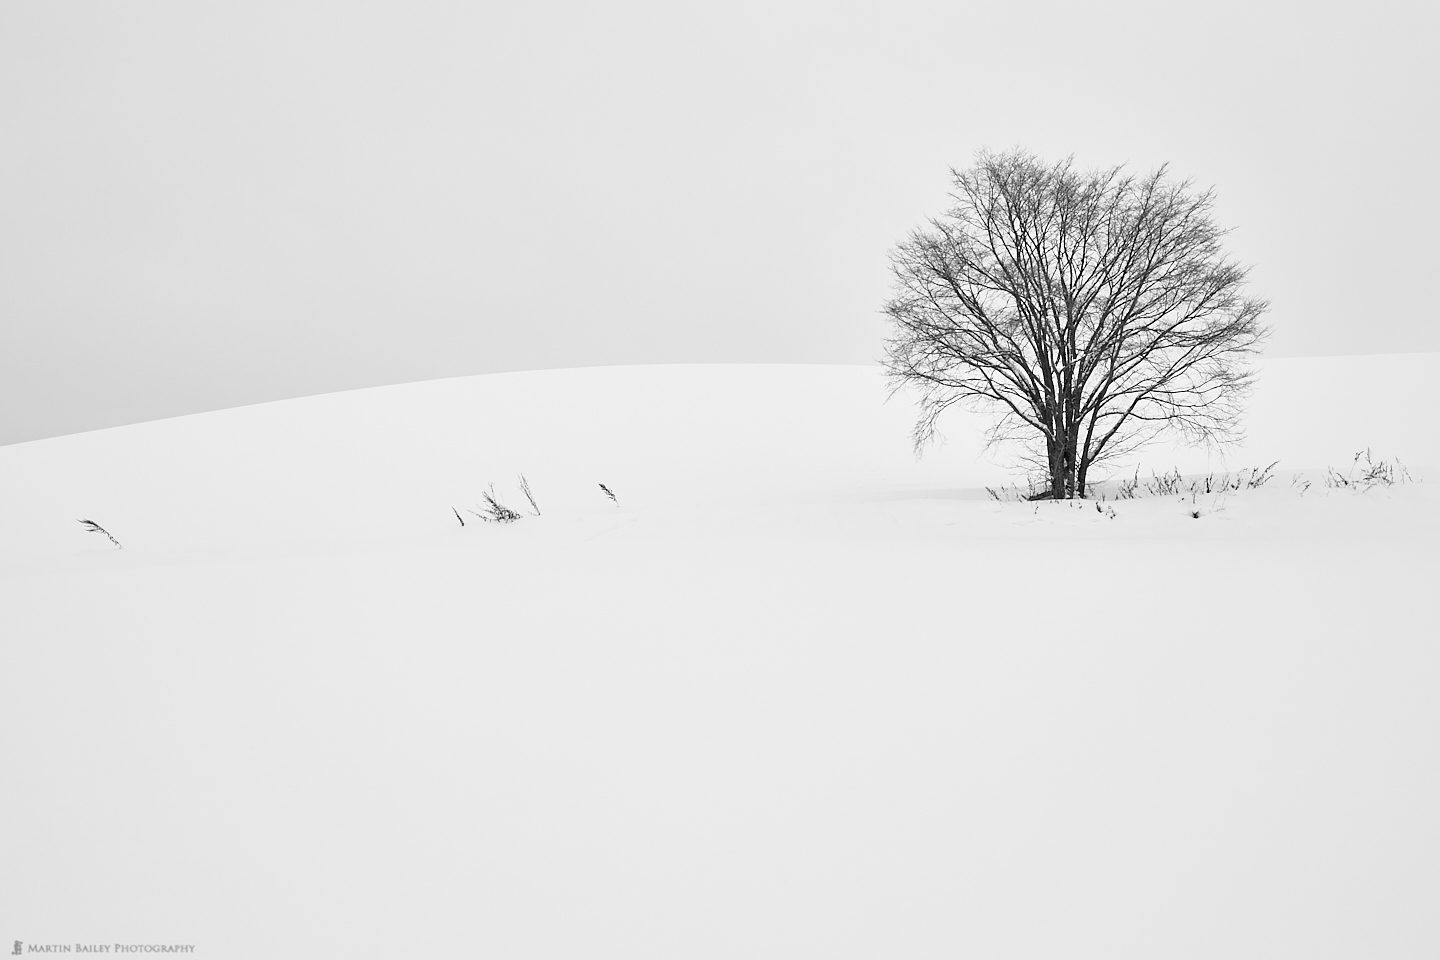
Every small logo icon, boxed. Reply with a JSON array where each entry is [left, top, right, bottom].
[[12, 941, 22, 956]]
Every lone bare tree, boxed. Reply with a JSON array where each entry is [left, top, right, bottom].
[[884, 150, 1268, 499]]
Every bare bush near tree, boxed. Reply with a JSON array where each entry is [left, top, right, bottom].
[[884, 150, 1269, 499]]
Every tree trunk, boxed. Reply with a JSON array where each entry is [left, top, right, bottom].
[[1063, 430, 1079, 498], [1047, 437, 1066, 499], [1041, 427, 1084, 499], [1029, 427, 1095, 500]]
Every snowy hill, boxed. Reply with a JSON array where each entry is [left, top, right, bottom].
[[3, 356, 1438, 959]]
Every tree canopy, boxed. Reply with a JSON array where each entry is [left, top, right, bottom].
[[884, 150, 1269, 499]]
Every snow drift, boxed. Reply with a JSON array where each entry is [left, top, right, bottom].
[[2, 355, 1437, 959]]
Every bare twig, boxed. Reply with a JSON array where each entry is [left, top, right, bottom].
[[78, 519, 122, 549], [518, 474, 541, 516]]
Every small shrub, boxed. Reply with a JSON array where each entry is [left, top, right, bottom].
[[471, 485, 524, 524], [598, 483, 619, 506], [987, 474, 1053, 501], [1115, 468, 1141, 500], [1119, 463, 1279, 500], [986, 482, 1027, 502], [1245, 461, 1279, 489], [1325, 449, 1412, 491], [1145, 468, 1185, 497]]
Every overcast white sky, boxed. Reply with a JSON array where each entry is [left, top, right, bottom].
[[2, 0, 1437, 444]]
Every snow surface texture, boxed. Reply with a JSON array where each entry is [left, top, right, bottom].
[[2, 356, 1437, 959]]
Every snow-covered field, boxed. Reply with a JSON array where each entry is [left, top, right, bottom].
[[3, 355, 1437, 959]]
